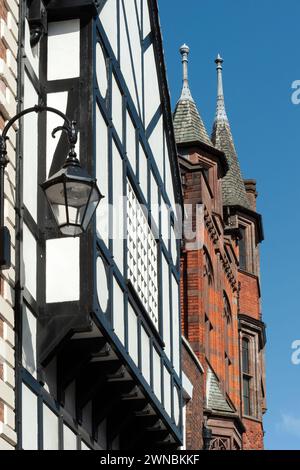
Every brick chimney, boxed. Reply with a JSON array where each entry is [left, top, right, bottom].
[[244, 179, 258, 211]]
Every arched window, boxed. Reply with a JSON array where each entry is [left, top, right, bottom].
[[242, 337, 252, 416]]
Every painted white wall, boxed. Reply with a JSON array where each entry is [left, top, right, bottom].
[[164, 367, 171, 417], [128, 303, 138, 365], [141, 325, 150, 383], [96, 106, 109, 245], [172, 275, 180, 375], [22, 223, 37, 300], [149, 115, 164, 179], [97, 256, 109, 313], [22, 306, 37, 378], [23, 72, 38, 221], [142, 0, 151, 39], [96, 42, 108, 98], [46, 238, 80, 303], [24, 19, 39, 78], [120, 0, 142, 116], [22, 384, 38, 450], [43, 405, 59, 450], [139, 144, 148, 200], [99, 0, 118, 58], [144, 44, 160, 128], [46, 92, 68, 177], [152, 348, 161, 401], [113, 278, 125, 345], [112, 142, 124, 273], [63, 425, 77, 450], [48, 20, 80, 81], [162, 255, 171, 359], [112, 75, 123, 141], [126, 111, 136, 172]]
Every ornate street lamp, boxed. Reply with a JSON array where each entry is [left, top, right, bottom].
[[0, 105, 103, 269]]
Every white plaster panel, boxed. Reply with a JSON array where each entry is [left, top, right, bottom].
[[81, 441, 91, 450], [24, 19, 39, 78], [46, 238, 80, 303], [139, 143, 148, 201], [113, 278, 124, 345], [97, 256, 109, 313], [126, 111, 136, 172], [172, 275, 180, 375], [144, 44, 160, 127], [46, 92, 68, 177], [165, 134, 176, 215], [48, 20, 80, 80], [23, 72, 38, 220], [120, 0, 142, 115], [173, 386, 180, 426], [99, 0, 118, 58], [22, 384, 38, 450], [112, 75, 123, 141], [22, 306, 37, 378], [142, 0, 151, 39], [96, 106, 109, 245], [162, 254, 170, 359], [128, 303, 138, 365], [43, 405, 59, 450], [96, 42, 108, 97], [150, 173, 159, 229], [63, 425, 77, 450], [164, 367, 171, 417], [112, 142, 124, 273], [141, 326, 150, 384], [149, 115, 164, 178], [23, 223, 37, 300], [153, 348, 161, 401]]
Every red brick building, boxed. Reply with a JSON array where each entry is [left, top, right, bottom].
[[175, 46, 266, 450]]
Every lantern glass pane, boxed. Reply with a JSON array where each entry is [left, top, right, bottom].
[[45, 183, 68, 226], [65, 181, 92, 225], [82, 187, 101, 230]]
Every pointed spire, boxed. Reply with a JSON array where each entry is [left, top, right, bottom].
[[214, 54, 228, 122], [179, 44, 193, 101], [212, 55, 250, 209], [173, 45, 212, 146]]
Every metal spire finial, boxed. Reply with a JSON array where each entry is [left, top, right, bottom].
[[179, 44, 193, 101], [214, 53, 228, 122]]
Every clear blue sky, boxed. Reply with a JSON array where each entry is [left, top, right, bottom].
[[159, 0, 300, 450]]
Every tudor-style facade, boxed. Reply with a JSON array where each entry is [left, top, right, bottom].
[[0, 0, 183, 450], [175, 46, 266, 450]]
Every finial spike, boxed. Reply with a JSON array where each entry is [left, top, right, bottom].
[[214, 53, 228, 122], [179, 43, 193, 101]]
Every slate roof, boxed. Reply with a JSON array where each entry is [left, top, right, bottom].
[[211, 55, 250, 209], [206, 366, 234, 414], [212, 120, 250, 209], [173, 97, 212, 146]]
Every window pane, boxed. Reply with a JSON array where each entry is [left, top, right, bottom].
[[243, 376, 251, 416], [242, 338, 250, 374], [238, 226, 247, 270]]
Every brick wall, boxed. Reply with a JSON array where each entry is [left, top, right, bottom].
[[242, 418, 264, 450], [239, 270, 261, 320], [182, 340, 204, 450], [0, 0, 19, 451]]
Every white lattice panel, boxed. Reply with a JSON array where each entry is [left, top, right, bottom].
[[127, 182, 158, 328]]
